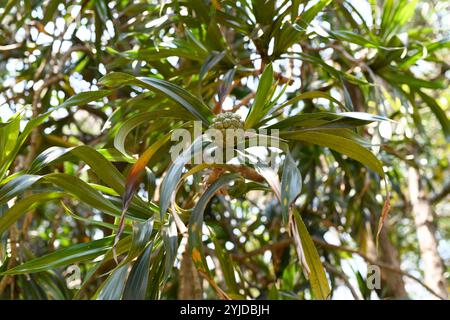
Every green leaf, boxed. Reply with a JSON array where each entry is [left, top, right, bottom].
[[0, 115, 20, 179], [272, 91, 347, 114], [282, 131, 384, 177], [0, 111, 53, 180], [122, 242, 154, 300], [114, 111, 192, 156], [99, 72, 213, 125], [218, 68, 236, 105], [290, 53, 370, 85], [29, 146, 126, 194], [280, 152, 302, 222], [124, 132, 172, 225], [1, 237, 115, 275], [417, 91, 449, 139], [0, 0, 19, 24], [189, 173, 239, 272], [58, 90, 112, 110], [96, 264, 129, 300], [28, 146, 157, 224], [292, 208, 330, 300], [245, 63, 274, 129], [336, 112, 391, 123], [380, 68, 445, 89], [399, 38, 450, 68], [0, 174, 41, 205], [273, 22, 303, 57], [123, 218, 154, 265], [329, 30, 400, 49], [0, 192, 65, 235], [252, 0, 276, 25], [297, 0, 331, 29], [380, 0, 418, 41], [162, 217, 178, 281], [125, 45, 208, 63], [209, 228, 239, 294], [42, 0, 59, 24], [98, 148, 135, 163], [0, 174, 126, 219], [252, 159, 281, 201], [199, 51, 226, 81], [62, 201, 130, 233], [159, 136, 209, 219], [269, 112, 389, 130]]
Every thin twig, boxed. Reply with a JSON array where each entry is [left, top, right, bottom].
[[313, 238, 447, 300], [231, 92, 256, 112], [323, 261, 361, 300], [229, 237, 446, 300], [0, 225, 19, 296]]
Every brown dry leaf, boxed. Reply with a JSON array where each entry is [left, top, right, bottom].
[[376, 191, 391, 250]]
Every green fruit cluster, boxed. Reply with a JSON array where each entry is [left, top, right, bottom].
[[211, 112, 244, 130]]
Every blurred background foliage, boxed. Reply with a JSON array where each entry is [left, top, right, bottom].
[[0, 0, 448, 300]]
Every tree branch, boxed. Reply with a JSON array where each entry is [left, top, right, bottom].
[[229, 237, 446, 300]]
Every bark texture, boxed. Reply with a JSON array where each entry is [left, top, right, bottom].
[[408, 167, 448, 299], [178, 242, 203, 299], [365, 221, 408, 299], [378, 227, 408, 298]]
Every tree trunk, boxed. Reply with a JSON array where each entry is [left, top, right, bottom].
[[178, 242, 203, 299], [378, 227, 408, 298], [408, 167, 447, 299], [365, 221, 408, 299]]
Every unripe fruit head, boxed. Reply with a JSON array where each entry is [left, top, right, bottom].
[[211, 112, 244, 130], [209, 112, 244, 148]]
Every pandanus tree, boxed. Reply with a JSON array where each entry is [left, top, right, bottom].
[[0, 0, 448, 299]]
